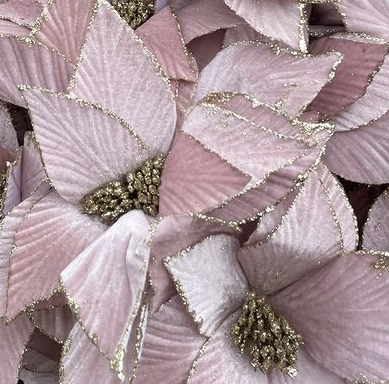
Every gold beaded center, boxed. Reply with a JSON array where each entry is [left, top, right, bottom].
[[232, 292, 303, 377], [111, 0, 155, 29], [82, 155, 164, 224]]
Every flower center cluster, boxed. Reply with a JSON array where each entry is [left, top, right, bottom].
[[82, 155, 164, 223], [231, 292, 303, 377], [111, 0, 155, 29]]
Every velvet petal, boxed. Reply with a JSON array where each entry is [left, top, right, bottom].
[[0, 0, 42, 27]]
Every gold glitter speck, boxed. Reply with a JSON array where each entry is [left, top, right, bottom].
[[111, 0, 155, 29], [82, 155, 164, 223], [232, 292, 303, 377]]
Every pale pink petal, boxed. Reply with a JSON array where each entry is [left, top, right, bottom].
[[61, 210, 150, 360], [271, 252, 389, 382], [188, 311, 343, 384], [34, 293, 67, 311], [159, 131, 249, 216], [363, 189, 389, 251], [136, 295, 206, 384], [223, 24, 269, 47], [308, 34, 388, 119], [0, 101, 18, 166], [175, 80, 196, 128], [0, 18, 30, 35], [0, 186, 48, 315], [2, 149, 22, 215], [331, 54, 389, 131], [323, 114, 389, 183], [239, 165, 357, 295], [70, 0, 176, 156], [0, 37, 72, 106], [195, 42, 341, 117], [176, 0, 243, 43], [224, 0, 308, 51], [29, 305, 76, 342], [137, 7, 196, 81], [187, 29, 224, 71], [22, 89, 148, 204], [0, 0, 42, 27], [149, 214, 240, 311], [0, 314, 34, 383], [6, 191, 105, 319], [165, 235, 249, 336], [32, 0, 94, 62], [338, 0, 389, 41]]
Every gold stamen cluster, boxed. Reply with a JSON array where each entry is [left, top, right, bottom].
[[82, 155, 164, 224], [112, 0, 155, 29], [232, 292, 303, 377]]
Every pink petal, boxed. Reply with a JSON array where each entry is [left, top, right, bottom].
[[271, 252, 389, 382], [6, 191, 105, 319], [137, 7, 196, 81], [0, 314, 34, 383], [165, 235, 249, 336], [0, 37, 72, 106], [0, 186, 48, 315], [0, 0, 42, 27], [338, 0, 389, 41], [239, 165, 357, 295], [310, 3, 343, 26], [176, 0, 243, 43], [0, 101, 18, 167], [136, 295, 206, 383], [22, 347, 58, 373], [61, 211, 150, 361], [188, 311, 343, 383], [70, 0, 176, 156], [223, 24, 269, 47], [2, 149, 22, 215], [363, 189, 389, 251], [29, 305, 76, 342], [19, 369, 59, 384], [22, 89, 148, 204], [308, 34, 388, 119], [324, 113, 389, 184], [175, 80, 196, 128], [27, 328, 61, 362], [195, 42, 341, 117], [149, 213, 240, 311], [0, 18, 30, 35], [224, 0, 308, 51], [159, 131, 249, 216], [34, 293, 67, 311], [32, 0, 94, 63], [331, 54, 389, 131]]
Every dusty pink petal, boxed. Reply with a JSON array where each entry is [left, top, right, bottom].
[[176, 0, 243, 43], [0, 186, 48, 315], [19, 369, 59, 384], [224, 0, 308, 51], [6, 191, 105, 319], [33, 0, 94, 63], [0, 101, 18, 168], [61, 210, 150, 360], [137, 7, 196, 81], [149, 214, 239, 311], [21, 132, 47, 199], [159, 131, 249, 216], [0, 0, 42, 27], [0, 37, 72, 106], [188, 311, 343, 384], [363, 189, 389, 251], [34, 293, 67, 311], [22, 347, 58, 373], [136, 295, 206, 384], [165, 234, 249, 336], [61, 324, 121, 384], [271, 252, 389, 382], [309, 34, 388, 119], [331, 53, 389, 131], [2, 149, 22, 215], [0, 18, 30, 35], [70, 0, 176, 156], [27, 328, 61, 362], [175, 80, 196, 128], [182, 101, 318, 181], [29, 305, 76, 342], [0, 314, 34, 383], [22, 89, 148, 204], [187, 29, 224, 71], [338, 0, 389, 41], [239, 165, 357, 295], [195, 42, 341, 117], [323, 114, 389, 184], [223, 24, 269, 47]]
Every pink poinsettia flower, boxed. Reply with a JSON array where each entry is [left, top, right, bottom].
[[141, 165, 389, 383]]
